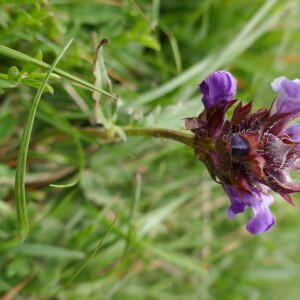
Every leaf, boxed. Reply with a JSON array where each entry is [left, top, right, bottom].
[[51, 215, 118, 298], [15, 39, 74, 241], [136, 194, 191, 238], [92, 38, 111, 126], [22, 79, 54, 94], [0, 111, 17, 144], [128, 0, 155, 30], [0, 45, 117, 100], [138, 33, 160, 51], [147, 245, 206, 275], [0, 78, 18, 89], [15, 243, 85, 259], [22, 50, 44, 74]]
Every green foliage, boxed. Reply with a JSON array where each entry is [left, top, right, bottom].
[[0, 51, 58, 94], [1, 0, 300, 299]]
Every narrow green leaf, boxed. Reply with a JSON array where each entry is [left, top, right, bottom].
[[0, 78, 18, 89], [128, 0, 155, 30], [132, 0, 280, 106], [52, 214, 118, 298], [15, 243, 85, 259], [124, 173, 142, 254], [0, 111, 17, 144], [147, 245, 205, 275], [136, 194, 191, 238], [14, 39, 73, 241], [161, 24, 182, 72], [49, 133, 85, 188], [0, 44, 118, 100]]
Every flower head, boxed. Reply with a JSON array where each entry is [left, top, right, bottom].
[[185, 71, 300, 234]]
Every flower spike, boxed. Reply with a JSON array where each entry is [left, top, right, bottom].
[[186, 71, 300, 234]]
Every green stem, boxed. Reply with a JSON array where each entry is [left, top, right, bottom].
[[81, 127, 214, 151], [15, 40, 74, 241], [125, 128, 196, 147], [0, 45, 117, 100]]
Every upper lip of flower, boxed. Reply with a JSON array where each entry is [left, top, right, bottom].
[[199, 70, 237, 110]]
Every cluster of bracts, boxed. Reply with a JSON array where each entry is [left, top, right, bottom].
[[185, 71, 300, 234]]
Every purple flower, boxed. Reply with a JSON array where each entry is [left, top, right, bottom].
[[224, 185, 275, 235], [270, 76, 300, 115], [199, 70, 237, 110], [185, 71, 300, 234]]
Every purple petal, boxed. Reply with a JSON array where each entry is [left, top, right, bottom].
[[286, 124, 300, 151], [270, 77, 300, 115], [199, 71, 237, 110], [224, 185, 276, 235], [246, 195, 275, 235], [271, 76, 287, 92]]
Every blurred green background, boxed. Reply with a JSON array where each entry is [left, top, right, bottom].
[[1, 0, 300, 299]]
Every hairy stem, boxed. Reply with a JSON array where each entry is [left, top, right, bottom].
[[81, 127, 214, 150]]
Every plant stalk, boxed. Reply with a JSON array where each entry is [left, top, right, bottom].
[[81, 127, 214, 151]]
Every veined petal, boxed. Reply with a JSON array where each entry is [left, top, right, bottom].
[[199, 71, 237, 110], [224, 185, 275, 235], [270, 77, 300, 115]]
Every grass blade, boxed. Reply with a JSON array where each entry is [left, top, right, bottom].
[[133, 0, 280, 106], [49, 132, 85, 188], [128, 0, 155, 30], [0, 45, 118, 100], [51, 213, 118, 299], [14, 39, 74, 241]]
